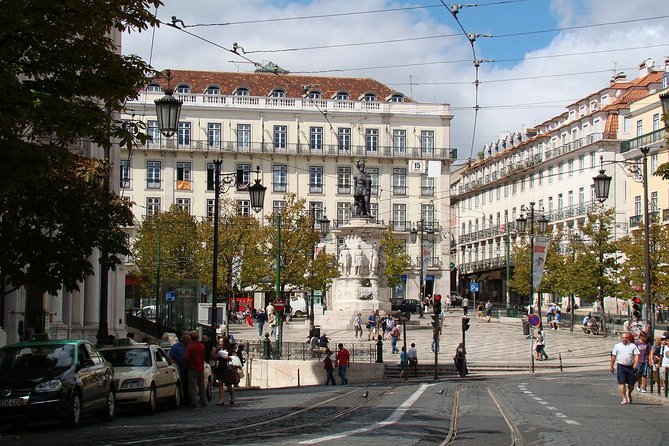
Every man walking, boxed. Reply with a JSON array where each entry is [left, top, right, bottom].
[[461, 296, 469, 316], [256, 309, 267, 337], [389, 324, 400, 354], [335, 343, 350, 385], [408, 342, 418, 378], [185, 331, 208, 408], [353, 313, 363, 341], [610, 333, 639, 404]]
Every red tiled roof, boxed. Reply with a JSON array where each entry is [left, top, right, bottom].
[[602, 88, 651, 111], [152, 70, 411, 101]]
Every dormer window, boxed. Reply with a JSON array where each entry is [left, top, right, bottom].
[[175, 84, 190, 94], [363, 93, 377, 102], [307, 90, 321, 99], [389, 94, 404, 103], [271, 88, 286, 98], [235, 87, 250, 96], [335, 91, 349, 101], [205, 85, 220, 95], [146, 83, 162, 93]]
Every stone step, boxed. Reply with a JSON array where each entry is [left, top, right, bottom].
[[384, 363, 456, 378]]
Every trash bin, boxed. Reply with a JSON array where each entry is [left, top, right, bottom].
[[522, 319, 530, 336], [310, 326, 321, 339]]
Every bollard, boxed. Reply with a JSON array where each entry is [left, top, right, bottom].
[[559, 353, 563, 372], [376, 336, 383, 363], [297, 369, 301, 387], [262, 333, 271, 359], [665, 367, 668, 398]]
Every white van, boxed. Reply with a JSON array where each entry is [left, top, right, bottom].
[[288, 295, 308, 318]]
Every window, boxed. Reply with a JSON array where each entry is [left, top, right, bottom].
[[274, 125, 287, 150], [421, 174, 434, 196], [177, 121, 190, 146], [337, 202, 351, 225], [392, 168, 406, 195], [368, 167, 379, 195], [488, 188, 493, 202], [237, 124, 251, 150], [273, 164, 287, 192], [538, 170, 543, 186], [365, 129, 379, 154], [568, 190, 573, 208], [146, 197, 160, 217], [335, 91, 349, 101], [590, 151, 596, 168], [393, 204, 407, 230], [512, 181, 517, 195], [309, 201, 324, 224], [206, 163, 215, 190], [235, 87, 249, 96], [393, 129, 406, 154], [310, 127, 323, 151], [176, 162, 191, 190], [207, 199, 216, 221], [579, 155, 585, 171], [651, 154, 658, 173], [390, 94, 404, 103], [421, 202, 435, 228], [237, 200, 250, 217], [146, 83, 162, 93], [337, 167, 351, 194], [273, 200, 286, 215], [421, 130, 434, 156], [175, 84, 190, 94], [205, 86, 220, 95], [548, 196, 553, 214], [271, 89, 286, 97], [504, 183, 509, 197], [369, 202, 378, 219], [363, 93, 377, 102], [236, 163, 251, 190], [636, 120, 643, 137], [147, 120, 160, 145], [338, 128, 351, 152], [558, 163, 564, 180], [634, 196, 641, 216], [147, 161, 161, 189], [308, 91, 321, 99], [520, 177, 525, 192], [558, 193, 563, 210], [594, 118, 602, 133], [651, 191, 658, 212], [309, 166, 323, 193], [120, 159, 130, 188], [568, 159, 574, 176], [208, 123, 221, 147], [653, 113, 661, 131], [496, 186, 501, 200], [176, 198, 190, 214]]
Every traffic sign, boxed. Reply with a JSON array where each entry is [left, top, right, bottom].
[[273, 298, 285, 312], [469, 282, 479, 293], [528, 313, 541, 327], [165, 291, 176, 303]]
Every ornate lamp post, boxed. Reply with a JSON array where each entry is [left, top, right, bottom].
[[411, 220, 434, 318], [308, 209, 331, 332], [515, 203, 549, 317]]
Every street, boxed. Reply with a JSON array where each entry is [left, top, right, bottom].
[[2, 371, 667, 446]]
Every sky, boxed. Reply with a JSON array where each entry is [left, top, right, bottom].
[[123, 0, 669, 162]]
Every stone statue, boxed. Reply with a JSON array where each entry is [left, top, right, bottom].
[[353, 160, 372, 217], [369, 245, 379, 276], [339, 248, 352, 276], [353, 244, 365, 276]]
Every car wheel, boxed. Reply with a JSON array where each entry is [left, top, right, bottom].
[[145, 384, 157, 414], [100, 389, 115, 422], [206, 376, 213, 402], [294, 310, 303, 318], [63, 391, 82, 428], [171, 381, 181, 409]]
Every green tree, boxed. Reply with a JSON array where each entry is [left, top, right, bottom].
[[379, 226, 411, 293], [510, 231, 561, 306], [131, 206, 200, 301]]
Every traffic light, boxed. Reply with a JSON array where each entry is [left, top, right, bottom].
[[632, 296, 642, 319], [462, 317, 471, 331], [433, 294, 442, 314], [431, 314, 440, 330]]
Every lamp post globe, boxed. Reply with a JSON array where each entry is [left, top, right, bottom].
[[249, 179, 267, 213], [154, 90, 182, 137], [592, 169, 612, 202]]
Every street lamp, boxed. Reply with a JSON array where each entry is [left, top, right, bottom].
[[410, 220, 435, 318], [153, 70, 182, 138], [516, 202, 549, 317], [308, 208, 331, 333], [593, 153, 651, 335]]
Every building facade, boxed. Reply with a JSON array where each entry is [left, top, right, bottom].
[[121, 70, 455, 314]]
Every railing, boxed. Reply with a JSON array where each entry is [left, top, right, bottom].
[[242, 340, 377, 362], [459, 256, 512, 273], [620, 128, 667, 153], [136, 139, 455, 161], [629, 211, 660, 228]]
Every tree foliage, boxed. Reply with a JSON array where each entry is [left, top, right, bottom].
[[379, 226, 410, 289]]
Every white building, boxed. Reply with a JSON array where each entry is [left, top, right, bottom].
[[121, 69, 455, 316]]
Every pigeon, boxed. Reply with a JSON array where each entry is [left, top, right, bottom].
[[362, 390, 368, 399], [437, 389, 444, 395]]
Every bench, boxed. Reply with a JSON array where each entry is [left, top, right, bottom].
[[580, 325, 600, 335]]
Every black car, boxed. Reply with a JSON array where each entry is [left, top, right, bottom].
[[0, 339, 115, 428], [391, 299, 421, 313]]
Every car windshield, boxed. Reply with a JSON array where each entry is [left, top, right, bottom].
[[102, 348, 151, 367], [0, 344, 75, 371]]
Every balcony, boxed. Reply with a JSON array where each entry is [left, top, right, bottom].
[[621, 128, 667, 153], [629, 211, 660, 228]]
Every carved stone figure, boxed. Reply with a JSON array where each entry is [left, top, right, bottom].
[[353, 244, 365, 276], [353, 160, 372, 217], [338, 248, 352, 276], [369, 245, 379, 276]]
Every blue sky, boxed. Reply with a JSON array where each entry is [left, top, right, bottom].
[[123, 0, 669, 160]]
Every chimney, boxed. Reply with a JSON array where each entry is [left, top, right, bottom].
[[638, 58, 655, 77], [610, 72, 627, 85]]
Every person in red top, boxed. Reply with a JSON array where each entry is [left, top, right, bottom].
[[184, 331, 207, 408], [335, 343, 350, 385]]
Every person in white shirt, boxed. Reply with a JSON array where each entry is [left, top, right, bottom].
[[610, 333, 640, 404]]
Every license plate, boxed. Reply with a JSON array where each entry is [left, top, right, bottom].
[[0, 398, 25, 407]]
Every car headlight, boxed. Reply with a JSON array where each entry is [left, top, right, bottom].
[[120, 378, 146, 389], [34, 379, 62, 393]]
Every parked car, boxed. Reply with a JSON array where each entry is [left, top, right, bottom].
[[0, 339, 115, 428], [450, 292, 464, 307], [162, 346, 213, 403], [100, 343, 180, 414], [391, 298, 421, 313]]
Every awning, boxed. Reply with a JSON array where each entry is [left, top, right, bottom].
[[477, 273, 490, 281]]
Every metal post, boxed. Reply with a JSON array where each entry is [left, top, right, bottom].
[[418, 221, 425, 318], [402, 318, 407, 380], [275, 214, 282, 357], [155, 225, 161, 324], [641, 147, 652, 336], [529, 203, 536, 316], [211, 160, 222, 335], [505, 222, 510, 308]]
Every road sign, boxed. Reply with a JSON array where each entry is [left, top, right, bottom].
[[528, 313, 541, 327], [273, 299, 285, 312], [469, 282, 479, 293], [165, 291, 176, 303]]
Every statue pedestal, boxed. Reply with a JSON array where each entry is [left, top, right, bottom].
[[320, 218, 392, 329]]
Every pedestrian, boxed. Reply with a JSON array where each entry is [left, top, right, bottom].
[[634, 332, 650, 393], [353, 313, 363, 341], [461, 296, 469, 316], [245, 311, 253, 327], [185, 331, 207, 408], [454, 342, 468, 377], [399, 346, 408, 378], [308, 334, 319, 357], [169, 334, 190, 405], [389, 324, 400, 354], [485, 300, 493, 323], [319, 332, 330, 349], [651, 336, 664, 390], [367, 310, 377, 341], [610, 332, 639, 404], [256, 309, 267, 337], [659, 335, 669, 391], [214, 340, 231, 405], [536, 325, 548, 360], [126, 332, 138, 344], [323, 348, 336, 385], [335, 343, 350, 385], [476, 302, 484, 322], [408, 343, 418, 377], [445, 296, 451, 313]]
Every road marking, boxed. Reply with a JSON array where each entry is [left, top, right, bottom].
[[299, 384, 430, 444], [520, 385, 581, 427]]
